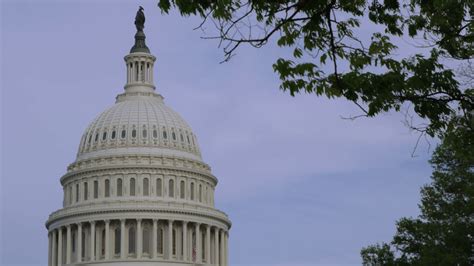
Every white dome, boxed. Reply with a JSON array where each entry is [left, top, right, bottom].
[[76, 92, 202, 162]]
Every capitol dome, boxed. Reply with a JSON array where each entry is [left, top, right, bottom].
[[46, 7, 230, 266]]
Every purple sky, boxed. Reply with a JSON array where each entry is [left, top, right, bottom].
[[2, 1, 433, 265]]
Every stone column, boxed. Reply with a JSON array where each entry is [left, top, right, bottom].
[[120, 219, 126, 259], [152, 219, 158, 259], [77, 223, 82, 263], [206, 225, 211, 263], [57, 228, 63, 266], [195, 223, 201, 263], [219, 230, 225, 266], [214, 228, 219, 265], [52, 230, 57, 266], [182, 222, 188, 261], [225, 232, 229, 266], [48, 232, 52, 266], [167, 220, 173, 260], [105, 220, 110, 260], [66, 225, 72, 264], [90, 221, 96, 261], [137, 219, 142, 258]]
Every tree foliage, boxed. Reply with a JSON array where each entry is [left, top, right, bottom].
[[157, 0, 473, 137], [361, 119, 474, 265]]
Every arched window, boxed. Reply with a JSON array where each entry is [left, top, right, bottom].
[[69, 186, 72, 205], [143, 226, 150, 254], [142, 129, 147, 138], [111, 130, 116, 139], [105, 179, 110, 197], [76, 184, 79, 202], [162, 130, 167, 139], [180, 134, 184, 142], [94, 180, 98, 199], [130, 178, 136, 196], [187, 135, 190, 144], [172, 132, 176, 140], [101, 229, 106, 256], [128, 227, 136, 254], [102, 132, 107, 141], [157, 228, 164, 254], [199, 184, 202, 202], [88, 134, 92, 144], [132, 129, 137, 138], [153, 129, 158, 138], [117, 178, 123, 197], [180, 180, 185, 199], [156, 178, 162, 197], [143, 178, 149, 196], [121, 130, 126, 139], [95, 133, 99, 142], [190, 182, 195, 200], [83, 182, 88, 201], [168, 179, 174, 198], [114, 228, 120, 255]]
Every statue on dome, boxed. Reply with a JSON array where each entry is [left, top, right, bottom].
[[135, 6, 145, 32]]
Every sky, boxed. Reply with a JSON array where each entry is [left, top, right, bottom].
[[2, 0, 434, 265]]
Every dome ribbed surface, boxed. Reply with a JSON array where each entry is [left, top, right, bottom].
[[77, 94, 202, 161]]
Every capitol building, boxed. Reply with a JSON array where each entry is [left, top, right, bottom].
[[45, 8, 231, 266]]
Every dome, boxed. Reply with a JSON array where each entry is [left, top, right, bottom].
[[77, 92, 202, 162]]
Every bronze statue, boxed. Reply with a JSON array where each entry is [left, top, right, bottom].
[[135, 6, 145, 31]]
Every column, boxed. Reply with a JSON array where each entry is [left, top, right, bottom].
[[105, 220, 110, 260], [138, 61, 142, 82], [225, 232, 228, 266], [90, 221, 96, 261], [137, 219, 142, 258], [48, 232, 52, 266], [206, 225, 211, 263], [214, 228, 219, 265], [66, 225, 72, 264], [120, 219, 126, 259], [52, 230, 57, 266], [152, 219, 158, 259], [219, 230, 224, 266], [77, 223, 82, 263], [57, 228, 63, 266], [195, 223, 201, 263], [167, 220, 173, 260], [182, 222, 188, 261]]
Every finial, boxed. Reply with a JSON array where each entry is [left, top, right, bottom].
[[130, 6, 150, 53]]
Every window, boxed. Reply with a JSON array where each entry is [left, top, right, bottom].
[[142, 129, 147, 138], [156, 179, 162, 197], [94, 180, 98, 199], [143, 226, 150, 254], [143, 178, 149, 196], [101, 229, 106, 255], [163, 130, 167, 139], [114, 228, 120, 254], [153, 129, 158, 138], [111, 130, 116, 139], [69, 186, 72, 205], [105, 179, 110, 197], [172, 132, 176, 140], [172, 229, 177, 255], [88, 134, 92, 143], [95, 133, 99, 142], [102, 132, 107, 140], [187, 135, 190, 144], [121, 130, 126, 139], [190, 182, 195, 200], [117, 178, 123, 197], [128, 227, 136, 254], [132, 129, 137, 138], [180, 181, 185, 199], [83, 182, 88, 201], [72, 233, 76, 252], [157, 228, 164, 254], [130, 178, 136, 196], [199, 184, 202, 202], [76, 184, 79, 202], [168, 179, 174, 198], [180, 134, 184, 142]]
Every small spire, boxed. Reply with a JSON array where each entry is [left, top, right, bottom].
[[130, 6, 150, 53]]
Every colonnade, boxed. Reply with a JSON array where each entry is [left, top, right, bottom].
[[48, 218, 228, 266]]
